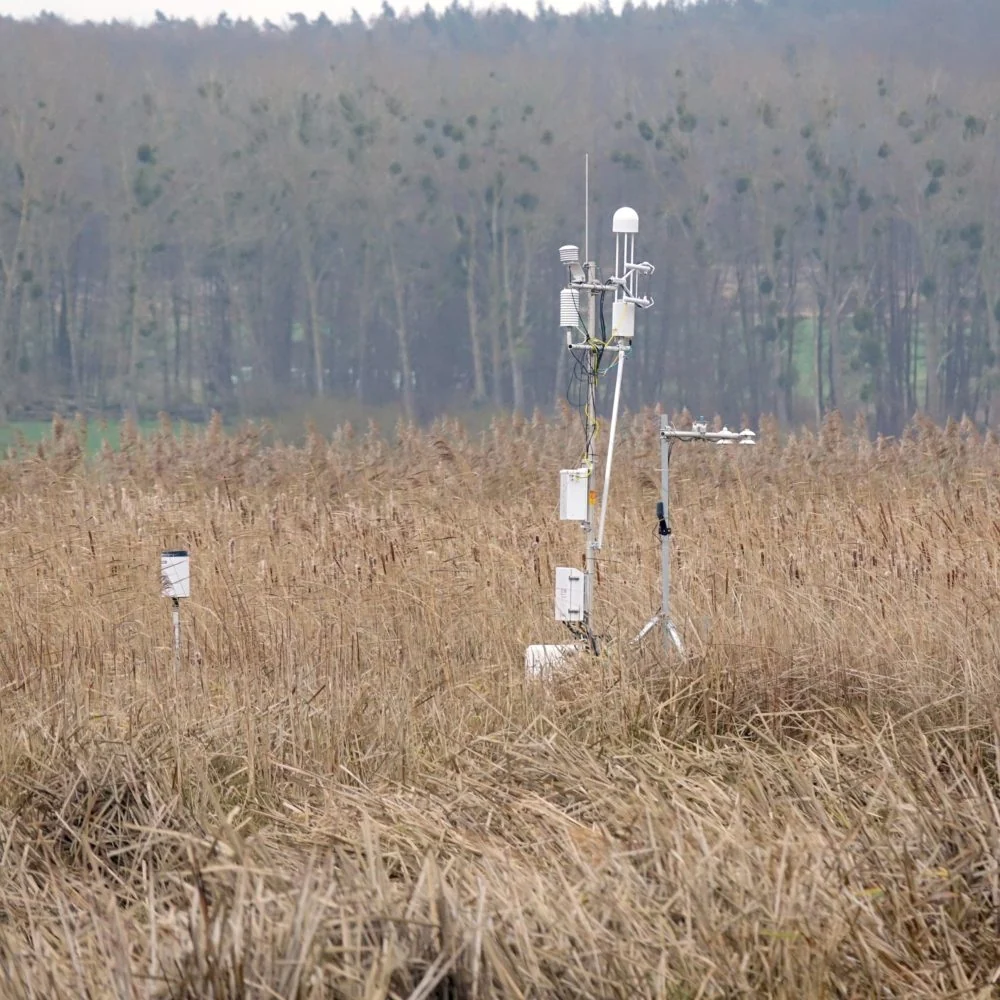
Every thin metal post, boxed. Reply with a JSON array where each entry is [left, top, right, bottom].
[[660, 415, 683, 655], [172, 597, 181, 672], [584, 262, 598, 648], [660, 415, 670, 649]]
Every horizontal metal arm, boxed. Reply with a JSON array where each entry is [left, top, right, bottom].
[[661, 425, 757, 444], [566, 339, 633, 351], [568, 277, 650, 293], [605, 262, 655, 286]]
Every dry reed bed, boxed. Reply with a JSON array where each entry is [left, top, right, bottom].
[[1, 410, 1000, 998]]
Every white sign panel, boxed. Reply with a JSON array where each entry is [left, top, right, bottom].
[[161, 550, 191, 599]]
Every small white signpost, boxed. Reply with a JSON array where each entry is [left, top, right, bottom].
[[160, 549, 190, 671]]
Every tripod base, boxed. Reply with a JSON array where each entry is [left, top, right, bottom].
[[526, 611, 683, 680], [665, 619, 684, 655], [632, 610, 685, 655]]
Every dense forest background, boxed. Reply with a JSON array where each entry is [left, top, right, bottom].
[[0, 0, 998, 433]]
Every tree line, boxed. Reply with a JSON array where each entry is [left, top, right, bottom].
[[0, 0, 998, 434]]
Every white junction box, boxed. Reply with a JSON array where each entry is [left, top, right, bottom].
[[559, 467, 589, 521], [161, 550, 191, 599], [554, 566, 585, 622], [611, 299, 635, 340]]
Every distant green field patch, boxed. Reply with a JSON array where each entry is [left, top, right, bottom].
[[0, 419, 184, 457]]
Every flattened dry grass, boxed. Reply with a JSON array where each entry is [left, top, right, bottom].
[[2, 408, 1000, 998]]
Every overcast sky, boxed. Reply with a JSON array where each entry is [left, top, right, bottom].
[[0, 0, 605, 26]]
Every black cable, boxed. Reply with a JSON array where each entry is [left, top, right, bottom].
[[563, 283, 612, 470], [597, 289, 608, 360], [565, 346, 591, 443], [569, 290, 592, 443], [579, 290, 609, 463]]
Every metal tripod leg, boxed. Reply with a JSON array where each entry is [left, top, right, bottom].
[[664, 619, 684, 655], [632, 610, 685, 655], [633, 612, 661, 644]]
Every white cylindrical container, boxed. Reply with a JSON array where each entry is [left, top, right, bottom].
[[524, 643, 582, 679]]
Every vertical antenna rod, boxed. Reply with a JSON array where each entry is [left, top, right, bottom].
[[584, 153, 589, 264]]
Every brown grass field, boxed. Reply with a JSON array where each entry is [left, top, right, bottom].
[[2, 408, 1000, 998]]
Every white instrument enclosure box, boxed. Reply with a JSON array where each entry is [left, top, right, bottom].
[[611, 299, 635, 340], [559, 467, 589, 521], [554, 566, 585, 622]]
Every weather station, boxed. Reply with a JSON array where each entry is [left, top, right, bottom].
[[525, 191, 655, 677], [525, 169, 758, 678]]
